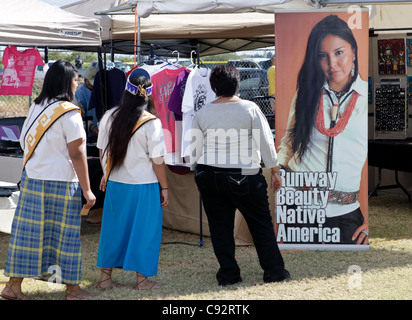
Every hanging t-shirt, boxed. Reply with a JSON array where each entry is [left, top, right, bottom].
[[151, 66, 186, 153], [168, 69, 191, 121], [89, 68, 126, 120], [140, 62, 180, 77], [181, 67, 216, 158], [0, 46, 44, 96]]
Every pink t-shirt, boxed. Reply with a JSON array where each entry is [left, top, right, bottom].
[[151, 67, 185, 153], [0, 46, 44, 96]]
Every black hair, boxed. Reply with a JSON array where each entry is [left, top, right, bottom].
[[209, 65, 240, 97], [34, 60, 77, 104], [108, 75, 155, 170], [291, 15, 359, 160]]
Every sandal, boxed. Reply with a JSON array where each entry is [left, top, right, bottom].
[[135, 274, 162, 290], [1, 279, 29, 300], [65, 285, 95, 300], [96, 268, 125, 290]]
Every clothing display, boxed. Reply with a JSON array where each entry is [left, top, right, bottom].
[[150, 66, 186, 153], [137, 64, 217, 167], [91, 57, 207, 167], [89, 68, 126, 120], [0, 46, 44, 96], [181, 66, 216, 159], [168, 69, 191, 121]]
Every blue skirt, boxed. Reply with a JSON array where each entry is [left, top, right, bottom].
[[96, 181, 163, 277], [5, 170, 82, 285]]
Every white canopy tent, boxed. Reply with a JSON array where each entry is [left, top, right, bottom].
[[62, 0, 412, 56], [0, 0, 101, 48], [63, 0, 294, 55]]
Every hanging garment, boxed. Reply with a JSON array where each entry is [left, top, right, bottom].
[[89, 68, 126, 120], [150, 66, 186, 153], [181, 66, 216, 158], [0, 46, 44, 96], [168, 68, 191, 121]]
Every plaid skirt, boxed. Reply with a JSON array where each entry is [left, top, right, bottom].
[[4, 170, 83, 285]]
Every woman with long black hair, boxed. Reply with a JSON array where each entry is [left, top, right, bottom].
[[95, 69, 168, 290], [2, 60, 96, 300], [277, 15, 369, 245]]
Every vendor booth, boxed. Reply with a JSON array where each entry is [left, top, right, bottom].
[[60, 0, 412, 248], [2, 1, 412, 247]]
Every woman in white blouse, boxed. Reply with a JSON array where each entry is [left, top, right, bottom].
[[2, 60, 95, 300], [96, 70, 168, 291]]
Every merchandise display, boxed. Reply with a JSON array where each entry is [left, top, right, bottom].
[[374, 81, 407, 139], [373, 37, 410, 140]]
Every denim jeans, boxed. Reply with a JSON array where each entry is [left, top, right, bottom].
[[195, 164, 285, 285]]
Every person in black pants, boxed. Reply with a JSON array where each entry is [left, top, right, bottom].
[[190, 65, 289, 286]]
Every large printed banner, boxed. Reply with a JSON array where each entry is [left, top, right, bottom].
[[274, 9, 369, 250]]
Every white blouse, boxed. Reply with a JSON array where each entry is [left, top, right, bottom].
[[277, 75, 368, 217], [20, 99, 86, 182], [97, 107, 166, 184]]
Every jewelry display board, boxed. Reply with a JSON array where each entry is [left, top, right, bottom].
[[374, 79, 407, 139], [374, 79, 408, 139], [372, 36, 410, 140]]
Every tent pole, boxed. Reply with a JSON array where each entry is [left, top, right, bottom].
[[138, 17, 141, 64], [110, 40, 115, 62], [44, 47, 48, 64]]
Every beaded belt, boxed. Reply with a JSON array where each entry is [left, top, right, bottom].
[[326, 189, 360, 204]]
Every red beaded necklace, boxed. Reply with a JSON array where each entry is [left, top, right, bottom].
[[315, 91, 359, 137]]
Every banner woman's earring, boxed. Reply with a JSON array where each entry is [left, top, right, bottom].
[[351, 56, 355, 77]]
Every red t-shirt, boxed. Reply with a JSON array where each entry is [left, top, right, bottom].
[[0, 46, 44, 96], [151, 67, 185, 153]]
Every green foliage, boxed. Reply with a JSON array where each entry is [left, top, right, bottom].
[[45, 51, 98, 64]]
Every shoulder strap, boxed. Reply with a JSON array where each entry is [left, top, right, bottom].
[[103, 111, 157, 182], [21, 101, 81, 171]]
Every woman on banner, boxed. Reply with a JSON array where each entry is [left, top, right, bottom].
[[277, 15, 369, 245], [191, 65, 289, 286], [95, 69, 168, 290], [1, 60, 96, 300]]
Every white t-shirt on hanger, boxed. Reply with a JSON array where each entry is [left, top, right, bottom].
[[181, 66, 216, 158]]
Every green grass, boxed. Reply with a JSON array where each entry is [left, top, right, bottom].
[[1, 193, 411, 300]]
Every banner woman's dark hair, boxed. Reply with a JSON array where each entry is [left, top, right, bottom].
[[291, 15, 359, 160]]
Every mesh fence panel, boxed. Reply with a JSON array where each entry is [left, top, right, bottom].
[[0, 80, 42, 118], [199, 47, 275, 128]]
